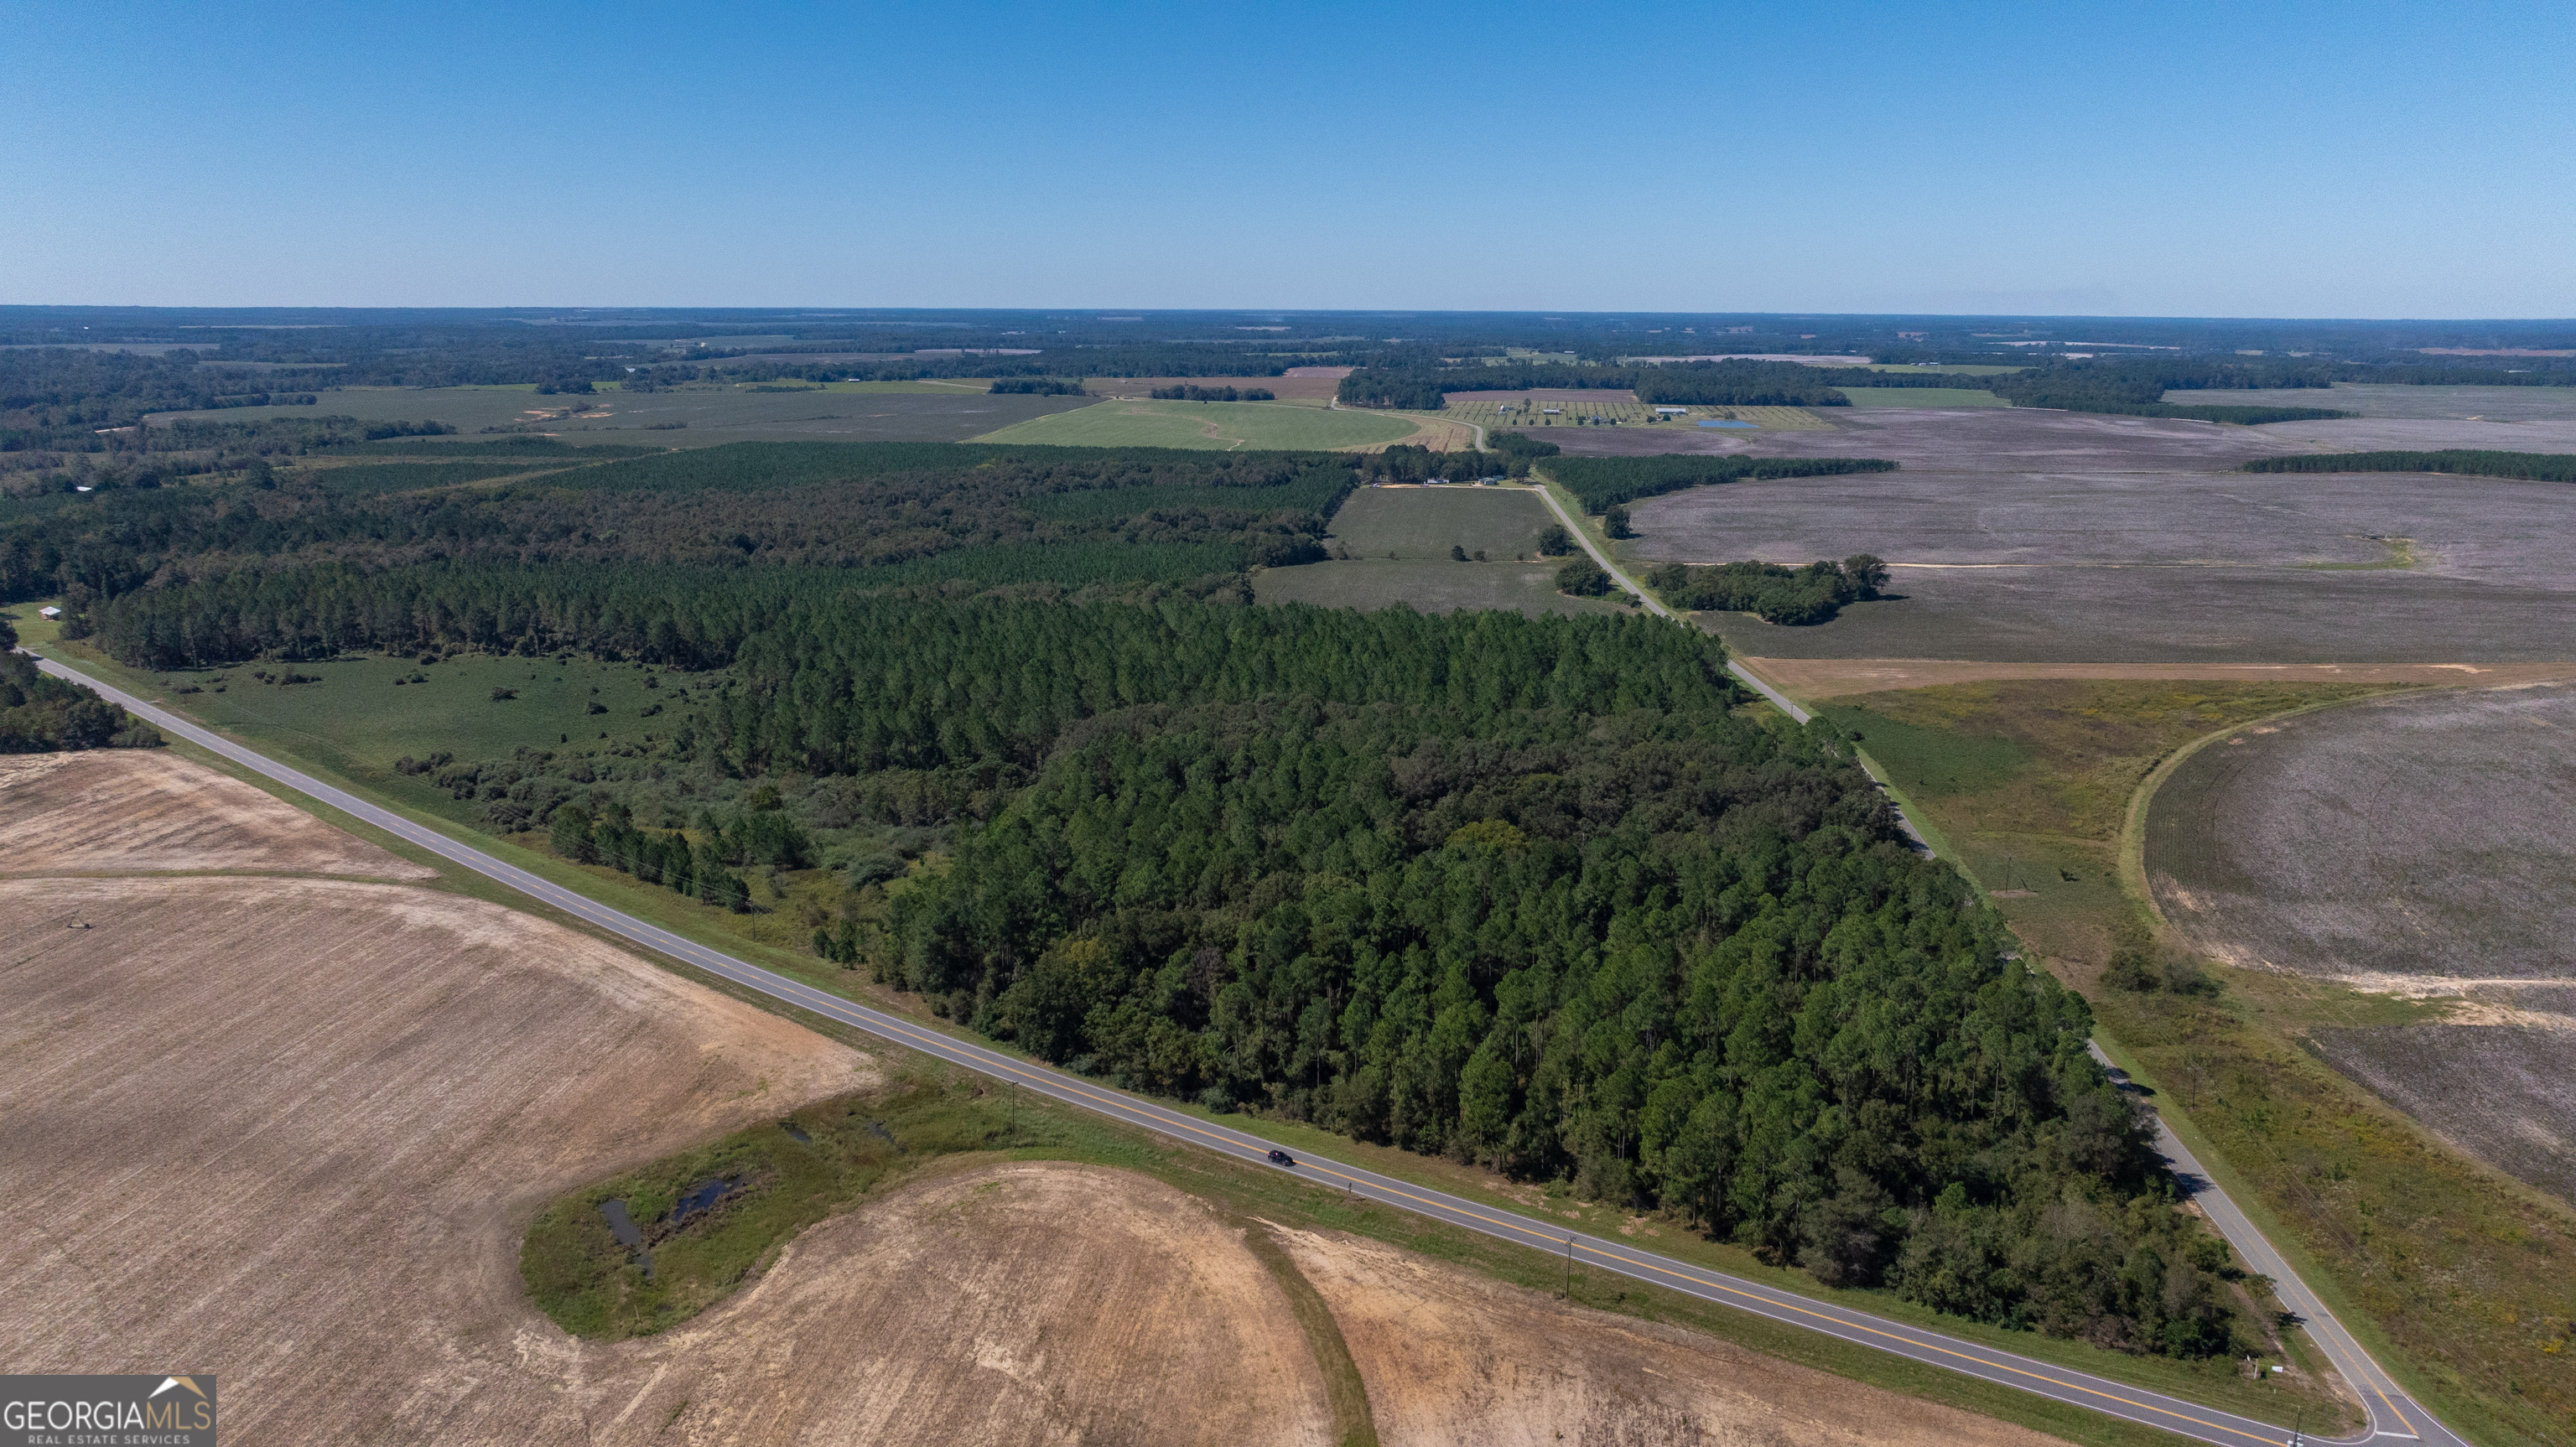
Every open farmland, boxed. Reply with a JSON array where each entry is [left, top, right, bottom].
[[2146, 682, 2576, 1206], [0, 858, 872, 1442], [2164, 383, 2576, 423], [0, 749, 434, 878], [1254, 485, 1628, 616], [1836, 386, 2007, 407], [145, 381, 1099, 444], [95, 650, 698, 795], [969, 396, 1414, 450], [1579, 405, 2576, 662], [1744, 656, 2576, 699], [1275, 1225, 2074, 1447], [553, 1162, 1337, 1446]]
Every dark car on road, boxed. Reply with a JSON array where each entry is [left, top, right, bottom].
[[1265, 1149, 1296, 1167]]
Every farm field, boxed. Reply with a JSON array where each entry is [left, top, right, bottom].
[[548, 1161, 1340, 1446], [145, 381, 1100, 444], [2166, 383, 2576, 422], [0, 775, 874, 1443], [1325, 483, 1561, 558], [2146, 682, 2576, 1206], [1275, 1224, 2074, 1447], [1258, 557, 1632, 616], [0, 749, 432, 879], [1586, 405, 2576, 662], [969, 397, 1414, 450], [1742, 656, 2576, 699], [1256, 485, 1629, 616], [64, 648, 696, 796], [1804, 678, 2576, 1447], [1836, 386, 2007, 407]]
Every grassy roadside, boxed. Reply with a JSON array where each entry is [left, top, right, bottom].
[[11, 609, 2367, 1439], [1807, 676, 2576, 1447]]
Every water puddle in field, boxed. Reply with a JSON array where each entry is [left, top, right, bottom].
[[867, 1121, 906, 1154], [668, 1176, 740, 1224], [1698, 419, 1758, 428], [601, 1199, 643, 1246], [782, 1122, 813, 1144], [600, 1199, 652, 1278]]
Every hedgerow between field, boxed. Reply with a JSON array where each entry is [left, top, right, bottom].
[[2242, 449, 2576, 482]]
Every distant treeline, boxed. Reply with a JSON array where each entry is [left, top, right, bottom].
[[1335, 354, 2576, 425], [1540, 455, 1899, 514], [1148, 385, 1275, 402], [2241, 449, 2576, 482], [6, 442, 1358, 615], [1361, 445, 1517, 484], [989, 378, 1088, 395], [1646, 557, 1888, 626], [1339, 360, 1864, 411]]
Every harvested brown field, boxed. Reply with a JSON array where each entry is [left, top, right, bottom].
[[563, 1162, 1335, 1446], [1273, 1224, 2073, 1447], [1589, 405, 2576, 664], [2146, 681, 2576, 1207], [1084, 374, 1344, 404], [0, 749, 434, 878], [0, 873, 872, 1444], [1741, 656, 2576, 701]]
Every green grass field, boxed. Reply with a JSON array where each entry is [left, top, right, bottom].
[[1257, 558, 1631, 616], [1254, 485, 1629, 617], [968, 397, 1414, 451], [1835, 387, 2007, 407], [1327, 485, 1560, 559], [32, 633, 693, 799]]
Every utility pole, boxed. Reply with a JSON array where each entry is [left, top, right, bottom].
[[1564, 1235, 1576, 1300], [1008, 1081, 1018, 1143]]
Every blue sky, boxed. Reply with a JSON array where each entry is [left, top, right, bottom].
[[7, 2, 2570, 315]]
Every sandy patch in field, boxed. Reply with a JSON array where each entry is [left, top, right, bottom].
[[1740, 657, 2576, 700], [1274, 1226, 2070, 1447], [568, 1163, 1333, 1446], [0, 874, 871, 1445], [0, 749, 434, 878]]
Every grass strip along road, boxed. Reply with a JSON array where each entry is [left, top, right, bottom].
[[28, 650, 2466, 1447]]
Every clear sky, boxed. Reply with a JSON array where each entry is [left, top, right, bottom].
[[7, 1, 2570, 316]]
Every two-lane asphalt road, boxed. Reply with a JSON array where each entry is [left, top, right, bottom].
[[29, 651, 2468, 1447]]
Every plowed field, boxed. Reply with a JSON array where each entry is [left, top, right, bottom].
[[565, 1163, 1335, 1446], [2147, 682, 2576, 1206], [0, 749, 433, 878], [1275, 1224, 2072, 1447], [0, 874, 871, 1444]]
